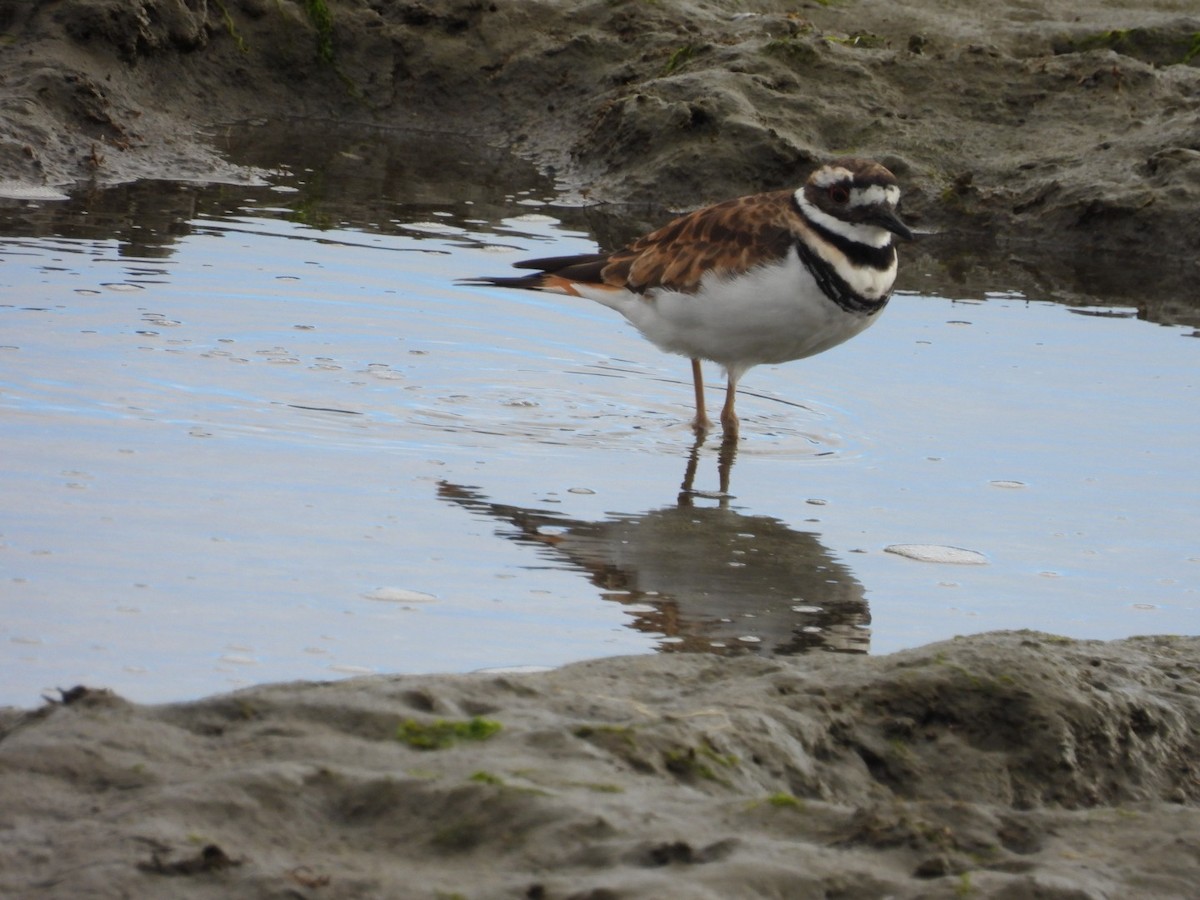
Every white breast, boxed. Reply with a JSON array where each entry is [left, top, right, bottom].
[[574, 247, 887, 374]]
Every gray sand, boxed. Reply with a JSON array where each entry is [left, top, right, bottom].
[[3, 632, 1199, 898]]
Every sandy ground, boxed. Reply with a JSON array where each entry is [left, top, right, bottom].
[[3, 2, 1200, 897], [3, 632, 1200, 899]]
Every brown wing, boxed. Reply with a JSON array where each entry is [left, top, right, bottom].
[[463, 190, 801, 296], [600, 190, 799, 294]]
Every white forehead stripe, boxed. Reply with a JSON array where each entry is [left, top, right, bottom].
[[850, 184, 901, 208], [812, 166, 854, 188]]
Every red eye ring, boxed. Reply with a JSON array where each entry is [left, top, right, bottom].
[[828, 185, 850, 204]]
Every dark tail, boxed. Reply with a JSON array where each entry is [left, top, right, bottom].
[[459, 251, 611, 291], [456, 273, 547, 290]]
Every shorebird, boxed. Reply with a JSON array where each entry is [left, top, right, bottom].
[[465, 157, 912, 440]]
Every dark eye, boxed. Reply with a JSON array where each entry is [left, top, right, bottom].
[[828, 185, 850, 204]]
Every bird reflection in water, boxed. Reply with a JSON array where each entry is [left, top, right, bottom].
[[438, 440, 870, 656]]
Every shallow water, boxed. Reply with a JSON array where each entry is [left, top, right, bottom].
[[2, 125, 1197, 706]]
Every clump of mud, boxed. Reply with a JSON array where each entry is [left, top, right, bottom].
[[2, 632, 1199, 897]]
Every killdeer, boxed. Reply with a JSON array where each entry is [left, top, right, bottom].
[[466, 157, 912, 440]]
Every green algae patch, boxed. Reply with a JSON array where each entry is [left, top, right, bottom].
[[468, 770, 504, 786], [1054, 27, 1200, 67], [397, 717, 502, 750], [767, 792, 804, 809], [663, 741, 739, 783]]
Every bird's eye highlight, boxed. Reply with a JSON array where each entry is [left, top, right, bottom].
[[828, 185, 850, 204]]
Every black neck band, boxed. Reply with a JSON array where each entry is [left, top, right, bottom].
[[794, 239, 893, 315]]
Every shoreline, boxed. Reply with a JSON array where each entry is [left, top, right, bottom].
[[3, 631, 1200, 898]]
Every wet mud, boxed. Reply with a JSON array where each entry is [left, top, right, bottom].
[[2, 0, 1200, 317], [3, 632, 1199, 898]]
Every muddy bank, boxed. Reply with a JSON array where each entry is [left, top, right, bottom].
[[3, 631, 1199, 898], [2, 0, 1200, 311]]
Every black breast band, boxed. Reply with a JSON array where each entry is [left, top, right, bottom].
[[794, 239, 893, 315]]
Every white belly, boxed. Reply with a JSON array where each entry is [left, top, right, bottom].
[[577, 249, 886, 374]]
